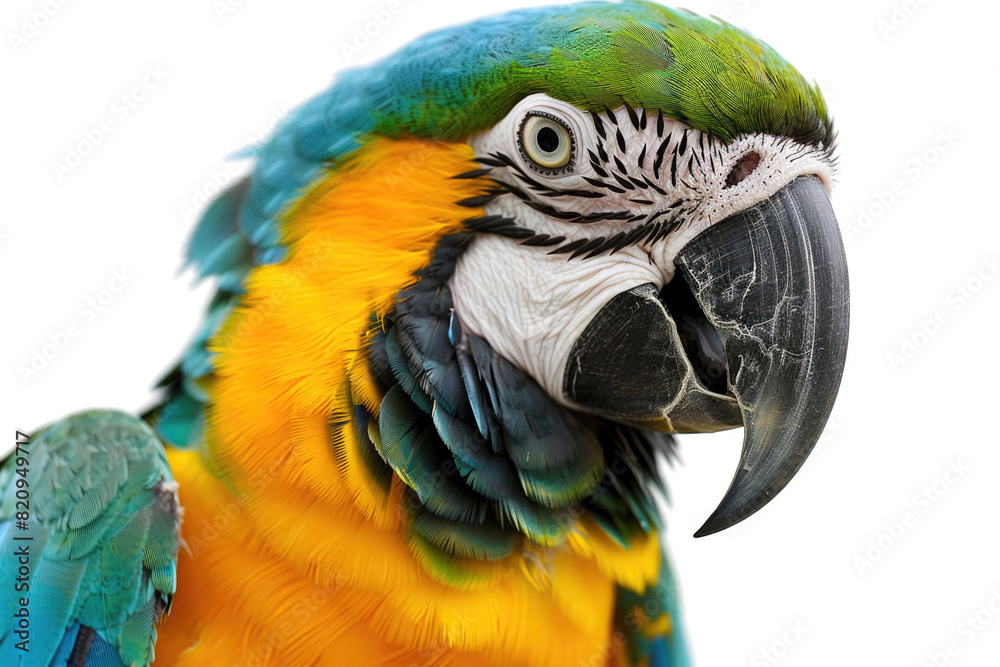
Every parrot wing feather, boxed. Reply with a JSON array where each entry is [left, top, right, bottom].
[[0, 410, 180, 667]]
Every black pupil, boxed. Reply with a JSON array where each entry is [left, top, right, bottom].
[[537, 126, 560, 153]]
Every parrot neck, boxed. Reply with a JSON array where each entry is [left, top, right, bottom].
[[153, 137, 679, 665], [191, 136, 671, 576], [197, 137, 494, 521]]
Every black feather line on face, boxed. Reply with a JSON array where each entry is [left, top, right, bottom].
[[474, 156, 507, 168], [596, 142, 609, 164], [457, 190, 507, 207], [520, 234, 565, 247], [628, 176, 648, 190], [624, 102, 641, 130], [463, 215, 535, 239], [611, 171, 635, 191], [653, 133, 671, 179], [590, 111, 606, 139], [642, 175, 667, 196], [568, 236, 607, 259], [521, 199, 584, 221], [547, 237, 588, 256], [583, 176, 627, 195], [604, 105, 619, 125], [497, 180, 532, 202], [489, 152, 607, 200], [451, 168, 493, 180]]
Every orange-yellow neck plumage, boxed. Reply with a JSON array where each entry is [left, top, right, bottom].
[[155, 139, 664, 667]]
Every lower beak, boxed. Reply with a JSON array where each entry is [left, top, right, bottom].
[[564, 175, 850, 536]]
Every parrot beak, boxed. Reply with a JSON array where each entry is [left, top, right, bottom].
[[564, 175, 850, 537]]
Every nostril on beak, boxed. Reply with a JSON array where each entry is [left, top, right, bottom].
[[724, 151, 761, 188]]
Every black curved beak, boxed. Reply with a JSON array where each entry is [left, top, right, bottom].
[[680, 175, 850, 536], [564, 175, 850, 537]]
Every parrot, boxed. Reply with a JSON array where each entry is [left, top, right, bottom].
[[1, 1, 849, 666]]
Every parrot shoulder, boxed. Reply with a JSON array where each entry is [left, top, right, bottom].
[[0, 409, 181, 667]]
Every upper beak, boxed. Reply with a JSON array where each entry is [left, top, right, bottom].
[[564, 175, 850, 536]]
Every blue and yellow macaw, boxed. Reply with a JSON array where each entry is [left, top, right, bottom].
[[1, 2, 849, 665]]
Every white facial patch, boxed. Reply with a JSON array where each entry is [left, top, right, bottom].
[[449, 93, 836, 405]]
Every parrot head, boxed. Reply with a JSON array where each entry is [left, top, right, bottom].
[[169, 0, 848, 573], [342, 0, 848, 539], [454, 96, 846, 538]]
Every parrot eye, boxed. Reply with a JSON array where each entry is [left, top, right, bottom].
[[518, 112, 575, 173]]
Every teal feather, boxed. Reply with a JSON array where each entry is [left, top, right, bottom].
[[183, 179, 250, 278], [385, 326, 433, 413], [149, 388, 203, 450], [193, 234, 250, 283], [451, 319, 490, 440], [493, 495, 569, 547], [0, 411, 180, 667], [411, 510, 520, 562], [488, 346, 606, 507], [351, 408, 394, 495], [430, 403, 493, 470], [377, 387, 489, 525], [515, 457, 605, 510]]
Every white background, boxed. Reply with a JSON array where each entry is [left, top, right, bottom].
[[2, 1, 998, 665]]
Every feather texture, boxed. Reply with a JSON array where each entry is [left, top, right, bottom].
[[0, 411, 180, 667], [150, 139, 667, 666]]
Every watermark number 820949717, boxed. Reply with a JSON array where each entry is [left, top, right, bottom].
[[10, 431, 33, 653]]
